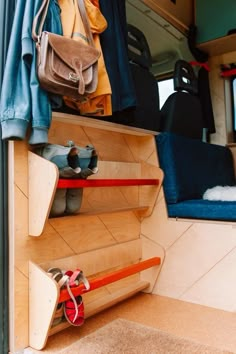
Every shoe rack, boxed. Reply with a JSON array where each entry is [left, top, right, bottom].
[[28, 112, 163, 237], [29, 244, 161, 350], [12, 112, 164, 351]]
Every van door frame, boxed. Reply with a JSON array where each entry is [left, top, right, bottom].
[[0, 0, 16, 353]]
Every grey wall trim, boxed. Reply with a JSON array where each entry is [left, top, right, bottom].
[[0, 0, 16, 353]]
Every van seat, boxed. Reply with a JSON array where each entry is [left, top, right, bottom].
[[156, 132, 236, 221], [160, 60, 204, 140]]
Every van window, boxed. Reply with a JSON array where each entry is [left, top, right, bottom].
[[158, 78, 174, 108]]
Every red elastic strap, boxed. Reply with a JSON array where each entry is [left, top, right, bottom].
[[68, 269, 82, 287], [220, 68, 236, 77], [189, 61, 210, 71]]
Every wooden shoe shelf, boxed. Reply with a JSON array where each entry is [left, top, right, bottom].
[[29, 243, 161, 350], [28, 113, 163, 237], [24, 113, 164, 350]]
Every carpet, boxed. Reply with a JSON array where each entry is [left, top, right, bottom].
[[59, 318, 234, 354]]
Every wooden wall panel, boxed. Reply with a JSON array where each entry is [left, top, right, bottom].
[[143, 0, 194, 33], [141, 185, 236, 312], [49, 214, 117, 254]]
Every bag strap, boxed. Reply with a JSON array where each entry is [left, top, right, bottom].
[[32, 0, 95, 48], [77, 0, 94, 47], [32, 0, 50, 42]]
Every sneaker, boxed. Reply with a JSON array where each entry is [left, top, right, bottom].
[[67, 147, 81, 173], [34, 143, 98, 176], [34, 144, 81, 177], [34, 143, 98, 216], [67, 142, 99, 172]]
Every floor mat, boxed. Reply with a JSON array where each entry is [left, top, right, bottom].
[[59, 318, 234, 354]]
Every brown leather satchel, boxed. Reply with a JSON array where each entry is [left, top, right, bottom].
[[32, 0, 100, 99]]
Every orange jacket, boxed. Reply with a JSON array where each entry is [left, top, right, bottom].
[[58, 0, 112, 116]]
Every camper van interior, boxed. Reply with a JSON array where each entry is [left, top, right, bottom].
[[2, 0, 236, 353]]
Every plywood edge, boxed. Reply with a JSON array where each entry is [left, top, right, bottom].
[[139, 164, 164, 217], [143, 0, 190, 34], [52, 112, 158, 136], [169, 216, 236, 226], [197, 34, 236, 56], [29, 261, 59, 350], [28, 152, 59, 236], [74, 206, 150, 216]]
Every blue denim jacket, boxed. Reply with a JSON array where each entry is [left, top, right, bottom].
[[0, 0, 62, 145]]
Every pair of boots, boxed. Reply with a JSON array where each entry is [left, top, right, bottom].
[[34, 142, 98, 217]]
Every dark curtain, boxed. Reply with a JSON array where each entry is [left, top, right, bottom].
[[0, 0, 16, 353]]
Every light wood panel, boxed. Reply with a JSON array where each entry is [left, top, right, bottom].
[[49, 214, 118, 254], [14, 269, 29, 350], [29, 262, 59, 350], [141, 186, 236, 312], [143, 0, 194, 34], [28, 152, 59, 236], [198, 34, 236, 56], [39, 239, 142, 275]]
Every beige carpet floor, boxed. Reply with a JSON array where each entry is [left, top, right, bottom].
[[59, 318, 233, 354]]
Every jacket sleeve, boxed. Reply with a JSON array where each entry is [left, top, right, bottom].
[[0, 0, 63, 145], [0, 0, 32, 141]]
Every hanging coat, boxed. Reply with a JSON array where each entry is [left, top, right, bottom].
[[0, 0, 63, 144], [99, 0, 137, 113], [58, 0, 112, 116]]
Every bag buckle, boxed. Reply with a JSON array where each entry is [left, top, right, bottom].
[[69, 72, 79, 83]]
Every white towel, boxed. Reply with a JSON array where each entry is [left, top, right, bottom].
[[203, 185, 236, 201]]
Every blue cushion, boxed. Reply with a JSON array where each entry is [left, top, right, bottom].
[[156, 132, 236, 203], [168, 199, 236, 221]]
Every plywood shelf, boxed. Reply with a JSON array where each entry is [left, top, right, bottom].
[[52, 112, 159, 136], [48, 280, 150, 336], [68, 205, 150, 216], [28, 153, 163, 237], [29, 240, 161, 350], [197, 34, 236, 56]]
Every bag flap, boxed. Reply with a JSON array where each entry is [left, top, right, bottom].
[[50, 50, 93, 85], [45, 32, 100, 71]]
